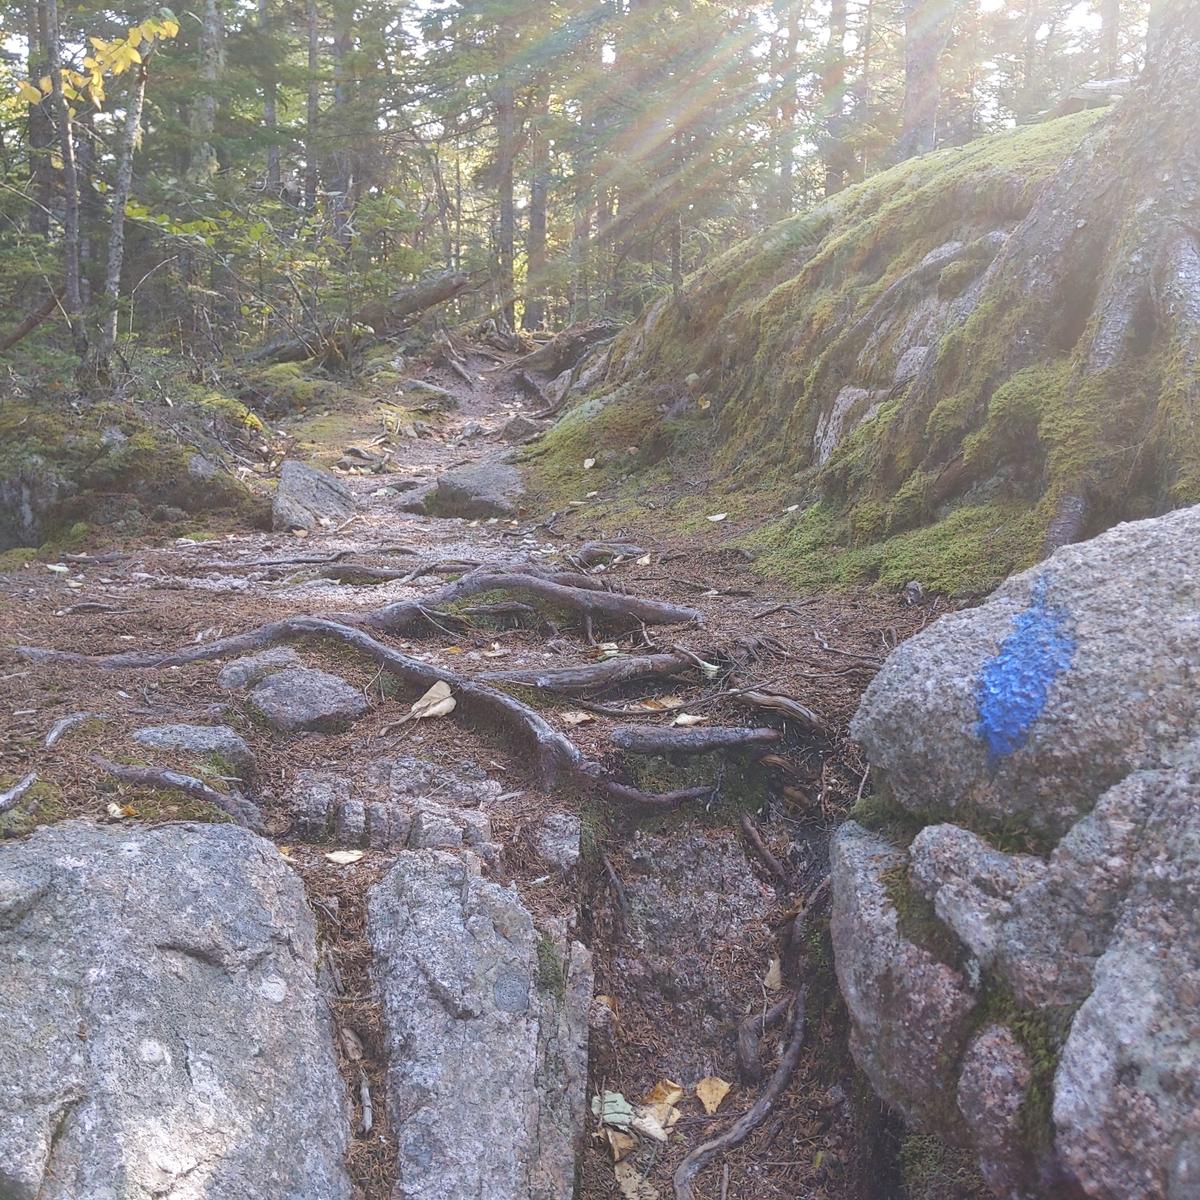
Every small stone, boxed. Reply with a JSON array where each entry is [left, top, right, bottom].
[[408, 809, 463, 851], [334, 798, 366, 846], [248, 667, 369, 733], [428, 459, 525, 519], [217, 647, 303, 690], [132, 724, 256, 778], [536, 812, 582, 871], [287, 770, 347, 840], [500, 414, 543, 444]]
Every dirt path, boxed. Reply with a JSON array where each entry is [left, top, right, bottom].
[[0, 343, 937, 1200]]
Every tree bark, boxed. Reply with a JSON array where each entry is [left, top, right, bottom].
[[327, 0, 356, 246], [40, 0, 84, 354], [25, 1, 52, 235], [188, 0, 224, 182], [493, 71, 517, 330], [259, 0, 280, 191], [823, 0, 849, 194], [94, 59, 149, 368], [305, 0, 320, 213], [1100, 0, 1121, 76], [523, 90, 549, 331], [896, 0, 957, 159]]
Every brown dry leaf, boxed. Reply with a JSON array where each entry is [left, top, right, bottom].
[[105, 801, 125, 820], [672, 712, 706, 727], [444, 645, 464, 654], [404, 680, 456, 722], [594, 994, 620, 1023], [600, 1127, 638, 1162], [631, 1105, 669, 1142], [560, 710, 596, 727], [325, 849, 365, 865], [636, 553, 652, 565], [645, 1101, 681, 1132], [763, 956, 783, 991], [614, 1161, 659, 1200], [644, 1079, 684, 1107], [695, 1075, 732, 1115]]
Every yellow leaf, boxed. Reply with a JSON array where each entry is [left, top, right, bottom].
[[695, 1076, 732, 1115], [560, 710, 595, 727], [645, 1079, 684, 1107], [614, 1161, 659, 1200], [89, 36, 108, 51], [38, 76, 52, 94], [764, 956, 783, 991], [403, 680, 456, 722], [600, 1127, 638, 1162], [17, 81, 42, 104], [127, 26, 142, 47]]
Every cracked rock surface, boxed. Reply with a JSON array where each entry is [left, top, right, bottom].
[[0, 820, 351, 1200]]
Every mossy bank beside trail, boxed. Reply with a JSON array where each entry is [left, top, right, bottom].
[[526, 105, 1199, 596]]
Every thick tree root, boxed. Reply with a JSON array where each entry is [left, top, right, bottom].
[[673, 990, 807, 1200], [736, 996, 793, 1083], [572, 540, 646, 567], [481, 651, 693, 695], [365, 571, 700, 634], [0, 773, 38, 815], [604, 781, 714, 809], [738, 690, 829, 736], [91, 755, 264, 830], [611, 725, 781, 756]]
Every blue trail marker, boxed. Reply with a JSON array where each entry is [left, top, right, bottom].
[[975, 575, 1076, 760]]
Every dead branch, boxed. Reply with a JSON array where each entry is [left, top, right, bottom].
[[573, 540, 646, 566], [740, 814, 788, 884], [480, 651, 692, 695], [673, 990, 807, 1200], [611, 725, 781, 756], [0, 289, 62, 354], [605, 781, 713, 808], [0, 773, 38, 815], [738, 690, 829, 736], [736, 996, 793, 1083], [91, 755, 263, 829], [45, 712, 102, 748]]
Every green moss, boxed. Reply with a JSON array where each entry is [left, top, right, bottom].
[[881, 861, 966, 971], [536, 934, 567, 1000], [898, 1133, 990, 1200], [0, 777, 66, 838], [0, 547, 39, 571], [251, 362, 342, 411]]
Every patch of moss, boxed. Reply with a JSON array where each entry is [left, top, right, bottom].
[[535, 934, 567, 1000], [0, 777, 66, 838], [0, 547, 39, 571], [898, 1133, 990, 1200], [881, 860, 966, 971]]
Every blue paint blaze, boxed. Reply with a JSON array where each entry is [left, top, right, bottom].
[[975, 576, 1076, 760]]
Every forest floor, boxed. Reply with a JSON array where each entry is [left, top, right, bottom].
[[0, 340, 944, 1200]]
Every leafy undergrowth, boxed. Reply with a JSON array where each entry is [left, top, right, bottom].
[[527, 108, 1198, 597]]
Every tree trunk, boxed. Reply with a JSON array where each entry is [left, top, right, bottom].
[[259, 0, 280, 191], [493, 73, 517, 330], [1100, 0, 1121, 75], [188, 0, 223, 182], [569, 188, 592, 322], [777, 0, 801, 214], [305, 0, 320, 213], [94, 59, 149, 369], [896, 0, 956, 159], [327, 0, 355, 247], [879, 0, 1200, 549], [25, 1, 52, 236], [40, 0, 84, 355], [823, 0, 849, 195], [522, 91, 549, 331]]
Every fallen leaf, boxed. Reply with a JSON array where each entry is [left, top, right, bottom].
[[645, 1079, 684, 1107], [706, 512, 727, 522], [444, 645, 464, 655], [592, 1090, 635, 1131], [636, 553, 652, 565], [631, 1105, 669, 1142], [325, 849, 365, 865], [341, 1028, 364, 1060], [697, 396, 711, 410], [583, 457, 596, 469], [784, 503, 800, 513], [402, 680, 457, 723], [695, 1076, 732, 1115], [645, 1100, 682, 1132], [600, 1127, 638, 1162], [673, 712, 707, 726], [293, 528, 309, 538], [561, 710, 596, 726], [46, 563, 69, 574], [277, 845, 294, 859], [594, 993, 620, 1023], [614, 1161, 660, 1200], [105, 801, 125, 819], [764, 956, 783, 991]]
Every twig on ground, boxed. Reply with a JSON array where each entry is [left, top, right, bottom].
[[0, 773, 38, 815], [611, 725, 781, 756], [740, 814, 788, 885], [736, 995, 792, 1082], [90, 755, 263, 829]]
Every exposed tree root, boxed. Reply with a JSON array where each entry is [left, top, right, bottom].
[[611, 725, 781, 756], [740, 813, 788, 884], [480, 651, 693, 695], [738, 690, 829, 736], [736, 996, 793, 1083], [0, 773, 38, 815], [604, 781, 714, 809], [572, 540, 646, 567], [673, 989, 807, 1200], [91, 756, 263, 829]]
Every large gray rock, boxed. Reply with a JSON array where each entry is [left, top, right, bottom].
[[367, 850, 591, 1200], [830, 822, 977, 1125], [272, 460, 355, 532], [248, 666, 369, 733], [132, 723, 256, 778], [0, 821, 350, 1200], [837, 505, 1200, 1200], [428, 459, 525, 519], [217, 647, 302, 689], [852, 505, 1200, 840]]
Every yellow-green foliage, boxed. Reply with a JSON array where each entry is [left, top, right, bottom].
[[248, 362, 343, 411], [528, 110, 1200, 596]]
